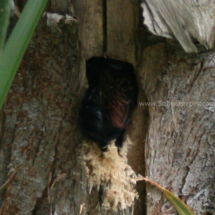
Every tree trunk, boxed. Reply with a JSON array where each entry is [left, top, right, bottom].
[[0, 0, 146, 215], [139, 1, 215, 214], [1, 0, 215, 215], [140, 43, 215, 215]]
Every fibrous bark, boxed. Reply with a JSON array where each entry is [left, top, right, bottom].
[[141, 0, 215, 53]]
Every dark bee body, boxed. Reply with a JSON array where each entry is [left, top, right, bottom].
[[78, 57, 138, 153]]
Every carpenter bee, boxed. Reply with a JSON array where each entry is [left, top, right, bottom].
[[78, 57, 138, 154]]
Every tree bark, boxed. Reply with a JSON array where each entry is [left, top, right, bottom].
[[141, 0, 215, 53], [0, 0, 146, 215], [139, 43, 215, 215], [2, 0, 214, 215]]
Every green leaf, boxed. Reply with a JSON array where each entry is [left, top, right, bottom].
[[137, 177, 197, 215], [164, 189, 195, 215], [0, 0, 49, 110], [0, 0, 11, 53]]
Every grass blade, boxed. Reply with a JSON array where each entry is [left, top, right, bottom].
[[137, 176, 196, 215], [0, 0, 48, 110], [0, 0, 11, 53]]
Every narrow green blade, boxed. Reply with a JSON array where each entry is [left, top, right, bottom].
[[164, 190, 195, 215], [0, 0, 48, 110], [0, 0, 11, 53], [137, 177, 197, 215]]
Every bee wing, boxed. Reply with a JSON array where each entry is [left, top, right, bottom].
[[101, 72, 135, 129]]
